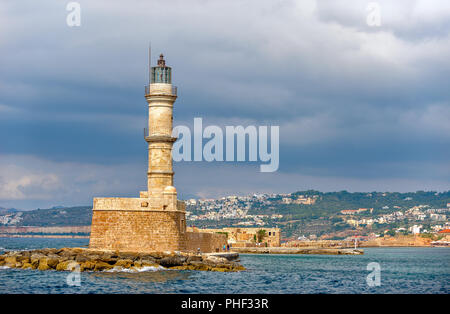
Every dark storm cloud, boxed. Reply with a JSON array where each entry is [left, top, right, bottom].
[[0, 0, 449, 208]]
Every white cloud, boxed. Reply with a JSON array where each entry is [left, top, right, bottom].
[[0, 173, 59, 200], [174, 162, 450, 199], [0, 154, 146, 207]]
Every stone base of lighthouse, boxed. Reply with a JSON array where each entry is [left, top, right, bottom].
[[89, 197, 188, 252], [89, 196, 227, 253]]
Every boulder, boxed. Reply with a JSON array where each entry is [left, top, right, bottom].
[[133, 261, 142, 268], [94, 261, 113, 271], [100, 254, 119, 265], [58, 251, 76, 260], [37, 257, 59, 270], [16, 255, 31, 263], [205, 255, 228, 264], [83, 254, 101, 261], [80, 261, 96, 272], [117, 252, 140, 261], [146, 251, 166, 259], [19, 257, 31, 264], [38, 248, 58, 255], [159, 256, 187, 267], [56, 261, 80, 271], [37, 262, 51, 271], [4, 256, 17, 266], [21, 263, 34, 269], [210, 266, 230, 272], [187, 255, 203, 263], [30, 253, 46, 265], [114, 259, 133, 268], [189, 261, 211, 271], [140, 259, 160, 267], [75, 254, 89, 263]]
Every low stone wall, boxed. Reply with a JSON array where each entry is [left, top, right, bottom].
[[230, 242, 257, 248], [187, 227, 281, 247], [282, 240, 346, 248], [186, 232, 227, 253], [360, 235, 432, 247]]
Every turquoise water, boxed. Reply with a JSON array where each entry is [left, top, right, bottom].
[[0, 237, 448, 294]]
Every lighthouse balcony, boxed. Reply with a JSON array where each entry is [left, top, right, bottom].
[[145, 84, 177, 97], [143, 127, 176, 141]]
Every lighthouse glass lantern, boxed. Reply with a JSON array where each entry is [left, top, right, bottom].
[[151, 54, 172, 84]]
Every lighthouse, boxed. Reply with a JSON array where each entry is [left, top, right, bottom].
[[89, 53, 187, 252], [143, 54, 178, 210], [88, 53, 226, 253]]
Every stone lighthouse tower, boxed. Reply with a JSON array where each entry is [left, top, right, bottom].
[[144, 54, 178, 210], [89, 54, 187, 252]]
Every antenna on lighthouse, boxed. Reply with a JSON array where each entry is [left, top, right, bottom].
[[148, 42, 152, 85]]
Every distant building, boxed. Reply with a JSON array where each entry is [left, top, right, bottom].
[[346, 219, 359, 227], [187, 227, 281, 247], [341, 208, 369, 215], [294, 197, 316, 205], [430, 214, 447, 221], [341, 210, 358, 215], [281, 197, 292, 204], [409, 225, 422, 235]]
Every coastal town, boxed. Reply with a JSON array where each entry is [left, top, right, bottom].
[[184, 191, 450, 241]]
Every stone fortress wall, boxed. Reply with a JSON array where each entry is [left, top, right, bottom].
[[186, 232, 227, 253], [89, 199, 187, 252], [187, 227, 281, 247]]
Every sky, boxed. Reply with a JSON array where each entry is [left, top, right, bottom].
[[0, 0, 449, 209]]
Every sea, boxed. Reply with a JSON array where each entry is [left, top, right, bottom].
[[0, 237, 448, 294]]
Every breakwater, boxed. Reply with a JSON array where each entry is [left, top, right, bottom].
[[0, 247, 244, 272], [232, 247, 363, 255]]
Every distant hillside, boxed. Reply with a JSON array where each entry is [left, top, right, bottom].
[[1, 190, 448, 237], [248, 190, 450, 218], [0, 207, 19, 215], [0, 206, 92, 227]]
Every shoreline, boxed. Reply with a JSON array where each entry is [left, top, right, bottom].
[[0, 234, 89, 239], [1, 235, 446, 248], [231, 247, 364, 255]]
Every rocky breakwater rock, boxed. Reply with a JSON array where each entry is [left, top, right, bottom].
[[0, 248, 245, 272]]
